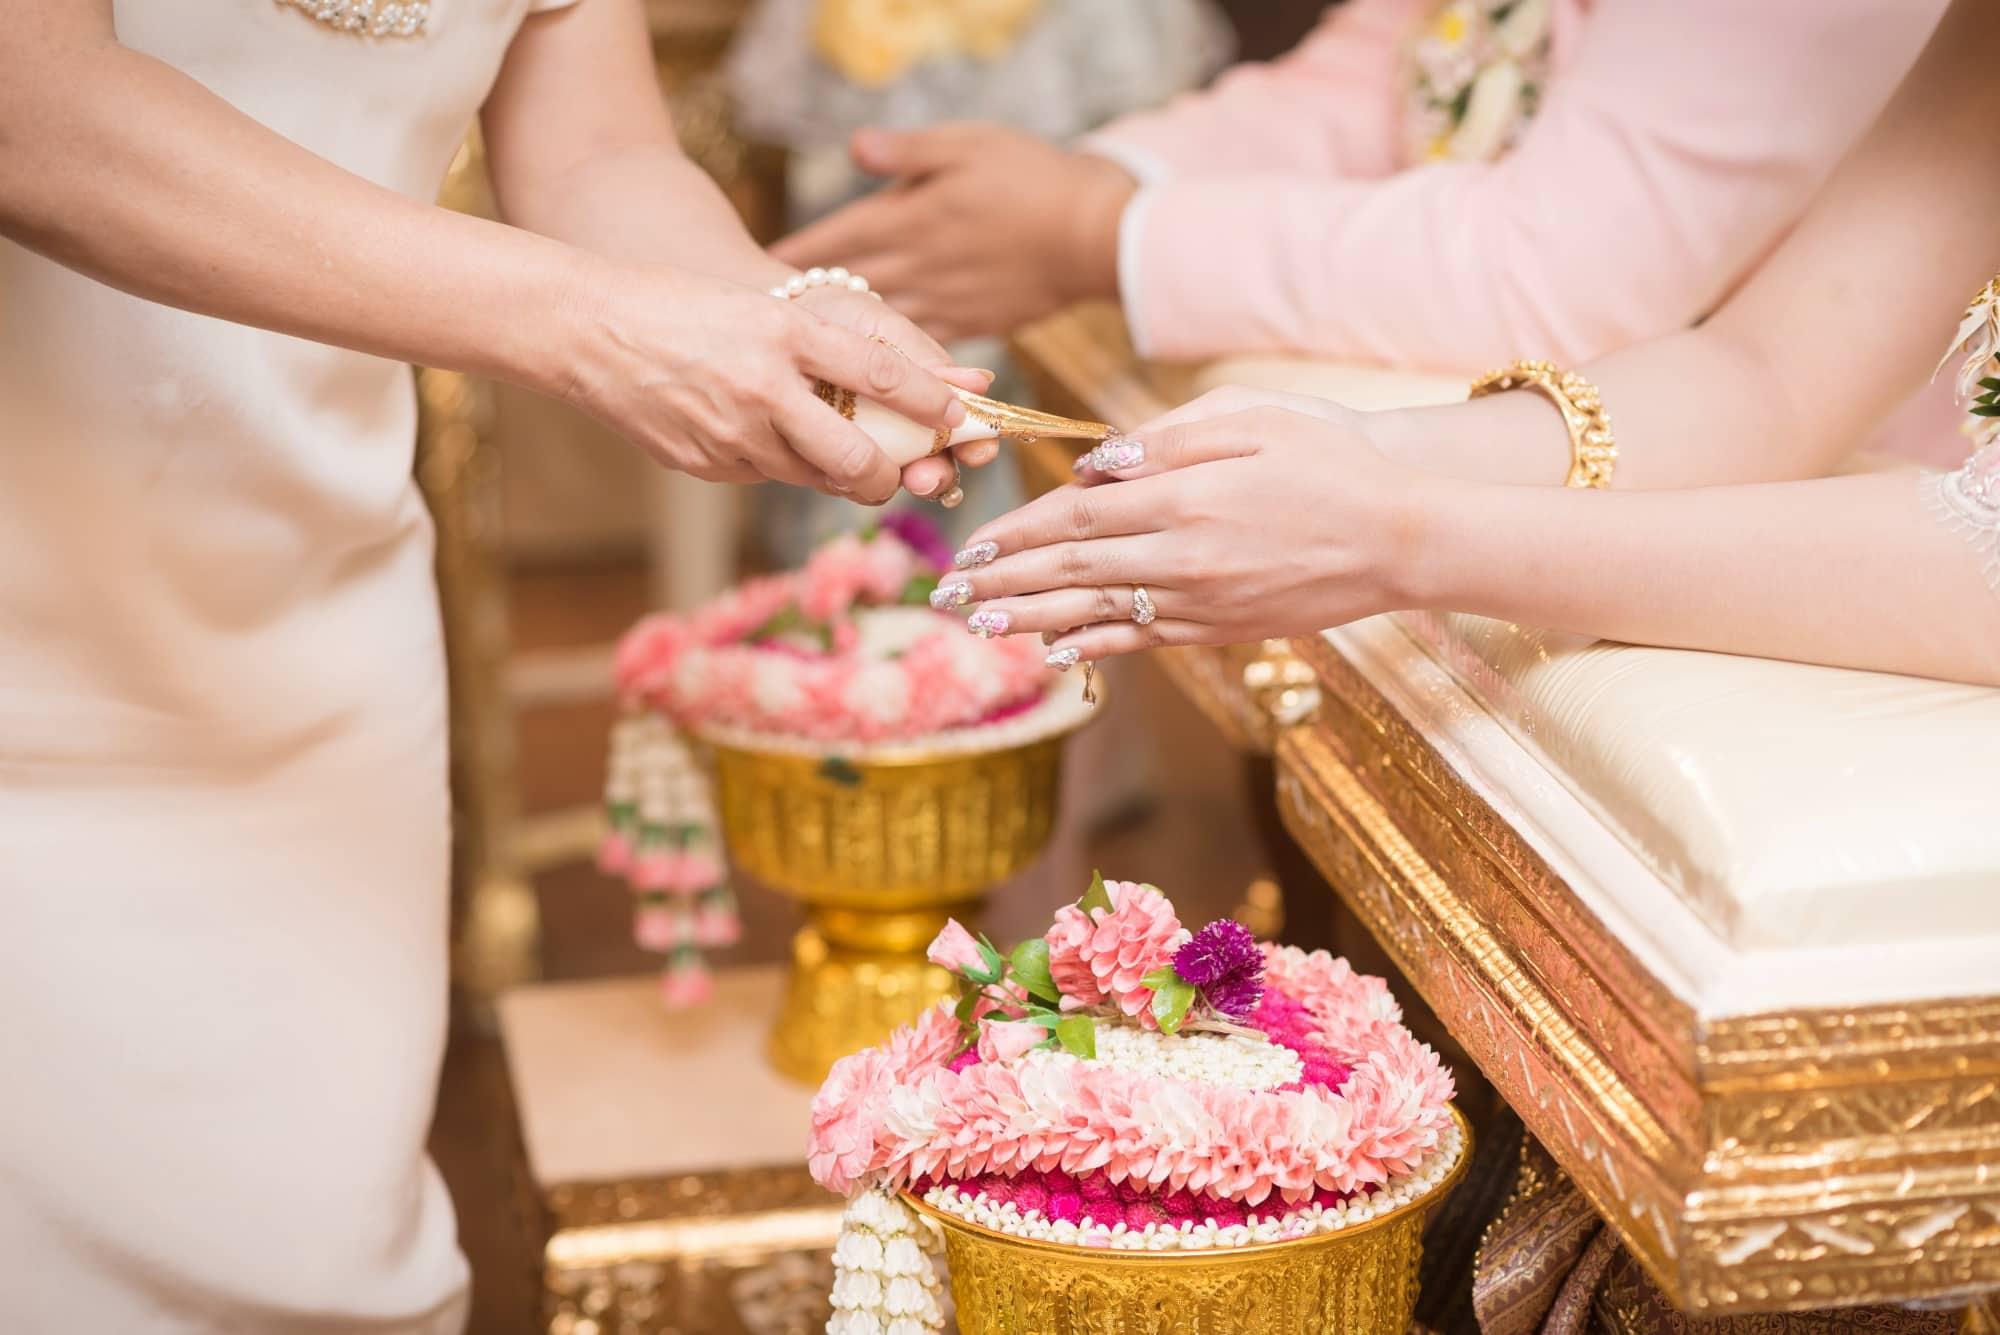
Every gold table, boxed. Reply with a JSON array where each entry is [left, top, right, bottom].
[[1006, 303, 2000, 1323]]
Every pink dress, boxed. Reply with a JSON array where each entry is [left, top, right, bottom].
[[0, 0, 567, 1327], [1084, 0, 1944, 378]]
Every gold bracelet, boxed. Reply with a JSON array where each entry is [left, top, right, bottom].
[[1468, 358, 1617, 489]]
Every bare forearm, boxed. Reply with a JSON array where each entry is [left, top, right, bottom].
[[492, 140, 785, 286], [0, 38, 586, 394], [1370, 0, 2000, 493], [1409, 471, 2000, 686]]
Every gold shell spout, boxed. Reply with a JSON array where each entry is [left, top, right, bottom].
[[950, 390, 1119, 446]]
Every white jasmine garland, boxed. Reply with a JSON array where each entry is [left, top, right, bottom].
[[827, 1188, 946, 1335]]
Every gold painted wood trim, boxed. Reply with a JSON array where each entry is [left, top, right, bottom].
[[1280, 631, 2000, 1314]]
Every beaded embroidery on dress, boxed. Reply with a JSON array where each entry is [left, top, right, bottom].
[[276, 0, 429, 38], [1927, 275, 2000, 599]]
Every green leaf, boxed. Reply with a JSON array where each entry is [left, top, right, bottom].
[[967, 937, 1005, 987], [1021, 1009, 1063, 1030], [900, 572, 942, 606], [1971, 405, 2000, 418], [1978, 378, 2000, 393], [749, 601, 834, 652], [1009, 939, 1060, 1003], [1140, 966, 1182, 992], [816, 755, 863, 787], [953, 989, 983, 1027], [1055, 1015, 1097, 1059], [1150, 978, 1198, 1036], [1077, 870, 1114, 915]]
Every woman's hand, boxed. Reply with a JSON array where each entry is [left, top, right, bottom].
[[555, 259, 971, 504], [772, 125, 1135, 344], [792, 281, 1001, 499], [942, 390, 1427, 660]]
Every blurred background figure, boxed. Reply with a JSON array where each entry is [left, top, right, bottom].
[[726, 0, 1235, 558], [777, 0, 1958, 461]]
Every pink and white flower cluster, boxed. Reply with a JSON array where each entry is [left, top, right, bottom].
[[1045, 880, 1188, 1025], [613, 526, 1051, 744], [808, 942, 1455, 1210]]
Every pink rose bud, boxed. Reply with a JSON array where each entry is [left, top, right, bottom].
[[976, 1018, 1045, 1065], [595, 831, 634, 877], [926, 919, 989, 978]]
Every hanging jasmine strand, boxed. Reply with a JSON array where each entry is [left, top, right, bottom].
[[277, 0, 429, 39]]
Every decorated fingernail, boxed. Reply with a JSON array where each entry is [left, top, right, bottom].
[[967, 608, 1011, 638], [938, 485, 965, 509], [1045, 646, 1081, 671], [1071, 452, 1094, 475], [954, 541, 999, 569], [929, 580, 973, 610], [1088, 438, 1146, 472]]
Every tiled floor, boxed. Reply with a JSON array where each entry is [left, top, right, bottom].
[[427, 556, 1268, 1333]]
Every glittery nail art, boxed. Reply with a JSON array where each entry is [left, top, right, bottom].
[[1045, 646, 1080, 671], [954, 541, 999, 569], [1088, 438, 1146, 472], [967, 608, 1011, 638], [929, 580, 973, 610]]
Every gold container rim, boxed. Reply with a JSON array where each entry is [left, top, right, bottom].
[[697, 687, 1100, 773], [903, 1104, 1472, 1264]]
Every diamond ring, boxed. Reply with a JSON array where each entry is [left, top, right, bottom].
[[1131, 585, 1157, 626]]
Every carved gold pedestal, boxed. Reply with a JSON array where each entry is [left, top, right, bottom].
[[708, 715, 1092, 1084], [910, 1108, 1469, 1335]]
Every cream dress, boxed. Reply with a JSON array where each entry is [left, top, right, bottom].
[[0, 0, 568, 1328]]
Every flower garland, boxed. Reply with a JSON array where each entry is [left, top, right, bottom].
[[1405, 0, 1554, 165], [611, 514, 1050, 746], [597, 714, 737, 1007], [809, 875, 1456, 1335], [600, 516, 1060, 1008], [1929, 275, 2000, 599]]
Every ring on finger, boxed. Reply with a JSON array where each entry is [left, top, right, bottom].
[[1131, 585, 1157, 626]]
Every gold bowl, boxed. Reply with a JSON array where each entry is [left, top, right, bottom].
[[706, 698, 1094, 1083], [906, 1107, 1471, 1335]]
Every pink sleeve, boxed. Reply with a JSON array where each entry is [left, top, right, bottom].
[[1120, 0, 1946, 366], [1079, 0, 1420, 184]]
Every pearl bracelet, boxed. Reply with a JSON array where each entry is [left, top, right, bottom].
[[770, 266, 879, 300]]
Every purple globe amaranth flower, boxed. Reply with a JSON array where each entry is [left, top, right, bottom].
[[1174, 920, 1261, 986], [879, 510, 955, 572], [1174, 919, 1267, 1021], [1202, 970, 1267, 1022]]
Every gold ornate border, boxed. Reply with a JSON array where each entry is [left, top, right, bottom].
[[1279, 633, 2000, 1314]]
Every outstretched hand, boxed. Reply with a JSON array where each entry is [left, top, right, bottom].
[[939, 387, 1427, 659], [773, 124, 1134, 344]]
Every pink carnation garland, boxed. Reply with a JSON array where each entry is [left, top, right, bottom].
[[612, 527, 1052, 744], [808, 945, 1455, 1206]]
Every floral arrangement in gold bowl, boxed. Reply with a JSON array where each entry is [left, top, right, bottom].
[[600, 516, 1095, 1078], [809, 874, 1467, 1334]]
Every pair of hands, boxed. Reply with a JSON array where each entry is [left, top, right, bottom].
[[774, 125, 1136, 344], [556, 258, 998, 505], [942, 388, 1432, 662]]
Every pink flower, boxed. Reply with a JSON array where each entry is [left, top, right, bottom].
[[1045, 881, 1186, 1019], [595, 830, 634, 877], [798, 534, 873, 624], [926, 919, 988, 977], [658, 959, 712, 1009], [673, 853, 724, 893], [693, 904, 740, 948], [976, 1019, 1045, 1065], [808, 1047, 895, 1195], [633, 905, 683, 952], [884, 1001, 964, 1084], [630, 850, 679, 893]]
